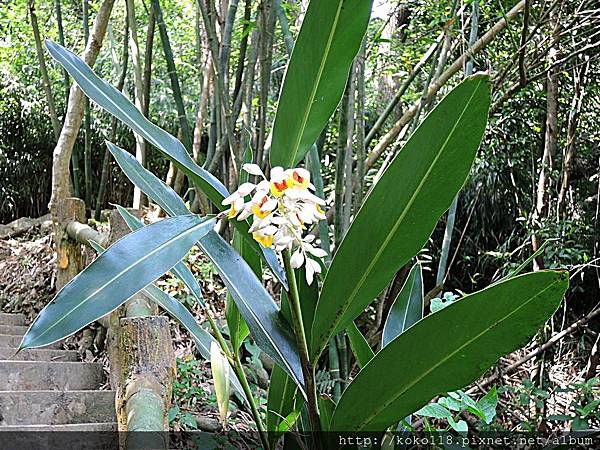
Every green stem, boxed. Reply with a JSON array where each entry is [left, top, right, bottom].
[[203, 302, 268, 449], [233, 353, 270, 450], [282, 250, 322, 448]]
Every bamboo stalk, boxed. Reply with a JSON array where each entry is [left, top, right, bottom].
[[29, 0, 61, 141], [83, 0, 93, 211], [94, 8, 130, 221], [142, 7, 156, 121], [366, 0, 527, 170], [256, 0, 275, 168], [126, 0, 147, 209], [152, 0, 193, 151], [435, 0, 479, 287]]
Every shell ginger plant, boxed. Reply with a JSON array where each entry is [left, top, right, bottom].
[[22, 1, 568, 449]]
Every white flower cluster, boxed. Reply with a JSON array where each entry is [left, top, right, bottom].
[[222, 163, 327, 285]]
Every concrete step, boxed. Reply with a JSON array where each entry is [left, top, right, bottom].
[[0, 313, 26, 326], [0, 325, 28, 336], [0, 422, 117, 431], [0, 390, 116, 426], [0, 361, 105, 390], [0, 347, 78, 362], [0, 334, 62, 350]]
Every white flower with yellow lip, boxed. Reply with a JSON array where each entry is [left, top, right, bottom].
[[222, 163, 328, 285]]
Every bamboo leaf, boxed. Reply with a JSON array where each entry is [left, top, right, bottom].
[[382, 263, 424, 346], [311, 75, 491, 361], [329, 271, 569, 431], [21, 215, 215, 349], [270, 0, 373, 167]]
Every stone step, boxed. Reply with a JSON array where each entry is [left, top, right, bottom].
[[0, 422, 117, 431], [0, 361, 105, 390], [0, 325, 28, 336], [0, 423, 119, 450], [0, 313, 26, 326], [0, 390, 116, 426], [0, 347, 78, 362], [0, 334, 62, 350]]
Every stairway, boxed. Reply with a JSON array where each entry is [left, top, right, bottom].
[[0, 312, 117, 432]]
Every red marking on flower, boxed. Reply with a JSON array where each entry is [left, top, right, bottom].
[[274, 180, 288, 192]]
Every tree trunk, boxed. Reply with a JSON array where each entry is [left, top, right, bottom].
[[557, 61, 588, 218], [531, 4, 561, 271], [54, 0, 81, 198], [49, 0, 115, 213]]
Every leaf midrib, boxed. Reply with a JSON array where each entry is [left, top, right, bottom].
[[353, 278, 560, 430], [28, 218, 207, 346], [315, 79, 484, 359], [285, 1, 344, 167]]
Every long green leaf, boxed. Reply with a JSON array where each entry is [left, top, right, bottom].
[[311, 75, 491, 361], [329, 270, 569, 431], [116, 205, 205, 307], [105, 141, 287, 289], [21, 215, 215, 349], [226, 230, 254, 351], [106, 142, 302, 393], [346, 322, 374, 369], [45, 41, 227, 202], [143, 283, 245, 401], [198, 231, 305, 397], [226, 148, 256, 352], [47, 41, 286, 288], [269, 0, 373, 167], [87, 239, 245, 401], [108, 143, 189, 217], [382, 263, 423, 346], [267, 365, 300, 448]]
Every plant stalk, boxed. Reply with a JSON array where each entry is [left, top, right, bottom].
[[200, 289, 268, 447], [233, 353, 270, 450], [282, 250, 322, 448]]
